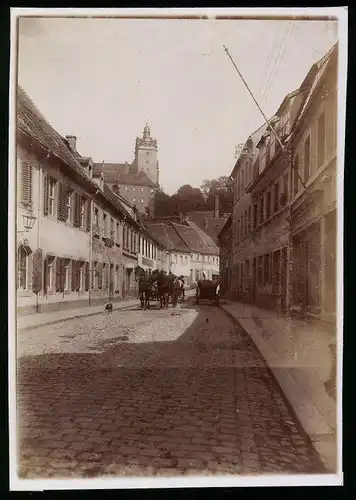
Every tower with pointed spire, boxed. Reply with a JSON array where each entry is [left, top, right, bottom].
[[133, 122, 159, 185]]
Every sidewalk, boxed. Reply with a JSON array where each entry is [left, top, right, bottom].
[[17, 298, 139, 332], [220, 299, 338, 473]]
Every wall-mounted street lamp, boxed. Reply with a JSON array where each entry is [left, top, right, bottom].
[[18, 206, 37, 235]]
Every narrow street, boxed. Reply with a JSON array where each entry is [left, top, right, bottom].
[[17, 298, 324, 478]]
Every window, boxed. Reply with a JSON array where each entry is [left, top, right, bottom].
[[180, 255, 183, 264], [259, 195, 264, 224], [266, 142, 271, 165], [80, 198, 86, 228], [141, 187, 144, 192], [55, 258, 69, 292], [123, 227, 126, 249], [20, 161, 32, 206], [65, 189, 73, 223], [274, 181, 280, 212], [44, 175, 56, 216], [63, 259, 70, 290], [185, 256, 188, 264], [71, 260, 83, 292], [103, 213, 108, 237], [125, 186, 128, 191], [282, 174, 288, 207], [133, 197, 136, 203], [317, 111, 326, 168], [44, 255, 55, 291], [151, 189, 154, 194], [266, 191, 271, 219], [94, 207, 99, 228], [110, 218, 114, 238], [133, 187, 136, 192], [141, 198, 144, 203], [293, 155, 299, 197], [17, 245, 28, 290], [264, 254, 270, 285], [304, 135, 311, 182], [98, 263, 103, 288], [245, 260, 250, 278], [116, 222, 120, 244], [253, 204, 258, 229], [258, 256, 263, 286]]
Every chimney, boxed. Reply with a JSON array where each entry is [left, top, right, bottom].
[[65, 135, 77, 152], [214, 194, 220, 218]]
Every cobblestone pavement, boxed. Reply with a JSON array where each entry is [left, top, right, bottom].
[[17, 298, 325, 479]]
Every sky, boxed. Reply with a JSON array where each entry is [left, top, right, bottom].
[[17, 15, 338, 195]]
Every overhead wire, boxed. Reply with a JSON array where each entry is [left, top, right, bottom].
[[243, 22, 292, 139]]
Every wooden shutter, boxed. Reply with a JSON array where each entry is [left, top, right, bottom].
[[56, 258, 62, 292], [71, 260, 77, 291], [21, 161, 32, 205], [86, 200, 91, 232], [73, 193, 81, 227], [32, 249, 43, 293], [57, 183, 67, 222], [43, 173, 49, 215]]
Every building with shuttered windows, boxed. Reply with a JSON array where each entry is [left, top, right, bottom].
[[16, 86, 144, 313]]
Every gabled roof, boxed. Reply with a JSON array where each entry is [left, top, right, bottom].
[[17, 85, 141, 228], [293, 43, 337, 133], [230, 122, 269, 178], [93, 162, 130, 175], [186, 211, 228, 244], [217, 214, 232, 240], [171, 222, 218, 255], [185, 220, 219, 254], [146, 222, 190, 253], [93, 163, 158, 188], [17, 86, 93, 183]]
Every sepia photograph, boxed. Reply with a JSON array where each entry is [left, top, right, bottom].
[[9, 7, 346, 490]]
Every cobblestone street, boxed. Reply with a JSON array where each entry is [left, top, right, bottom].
[[17, 299, 325, 479]]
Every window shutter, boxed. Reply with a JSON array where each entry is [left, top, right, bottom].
[[73, 193, 81, 227], [57, 183, 67, 221], [86, 200, 91, 232], [32, 249, 43, 293], [20, 161, 32, 205], [56, 258, 62, 292], [43, 173, 49, 215], [71, 260, 77, 291]]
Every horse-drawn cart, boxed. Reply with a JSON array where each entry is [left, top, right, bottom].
[[195, 279, 220, 306]]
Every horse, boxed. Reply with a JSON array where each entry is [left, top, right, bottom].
[[150, 270, 181, 308], [136, 267, 155, 310]]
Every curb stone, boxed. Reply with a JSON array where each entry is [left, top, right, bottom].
[[219, 302, 327, 473]]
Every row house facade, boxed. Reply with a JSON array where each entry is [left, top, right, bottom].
[[289, 44, 337, 322], [16, 86, 164, 314], [219, 42, 338, 323], [217, 215, 232, 296]]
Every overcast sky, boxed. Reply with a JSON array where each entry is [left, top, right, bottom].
[[17, 16, 338, 194]]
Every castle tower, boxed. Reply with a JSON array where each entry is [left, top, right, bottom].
[[133, 123, 159, 185]]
